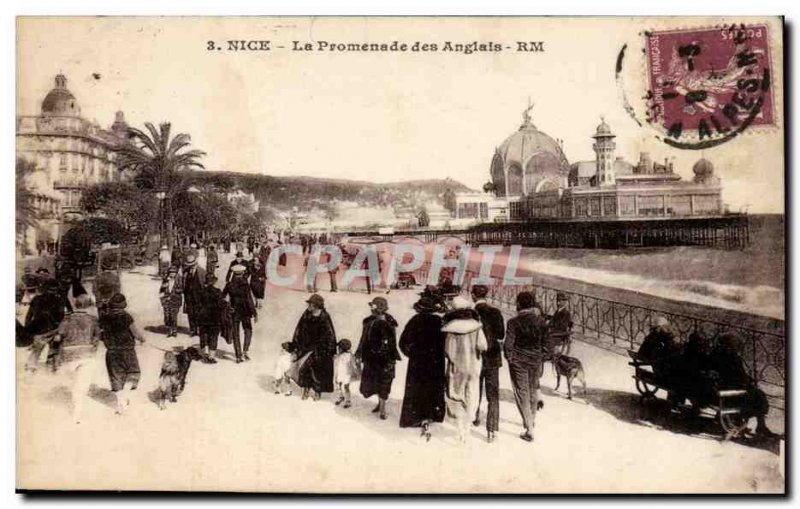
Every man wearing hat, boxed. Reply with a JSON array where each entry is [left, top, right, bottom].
[[222, 264, 257, 363], [548, 292, 574, 355], [356, 296, 401, 419], [197, 274, 224, 363], [225, 251, 251, 283], [471, 284, 505, 443], [182, 253, 206, 337], [504, 291, 548, 443], [292, 293, 337, 399]]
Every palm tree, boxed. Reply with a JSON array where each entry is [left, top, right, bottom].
[[114, 122, 205, 249], [16, 158, 43, 252]]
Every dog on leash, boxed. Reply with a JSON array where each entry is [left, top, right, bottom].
[[157, 346, 203, 409], [553, 353, 587, 400]]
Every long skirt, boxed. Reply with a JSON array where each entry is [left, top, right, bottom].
[[360, 361, 396, 400], [399, 358, 445, 427], [298, 351, 335, 393]]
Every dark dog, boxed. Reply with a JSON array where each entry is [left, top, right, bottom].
[[553, 353, 587, 400], [157, 346, 203, 409]]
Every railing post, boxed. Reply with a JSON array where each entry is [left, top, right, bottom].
[[629, 306, 635, 350], [611, 303, 616, 345]]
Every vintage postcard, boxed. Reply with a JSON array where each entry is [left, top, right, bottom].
[[15, 16, 785, 493]]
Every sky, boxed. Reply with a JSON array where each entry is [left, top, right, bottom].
[[16, 16, 784, 213]]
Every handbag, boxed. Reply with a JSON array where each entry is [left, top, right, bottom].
[[220, 301, 233, 345]]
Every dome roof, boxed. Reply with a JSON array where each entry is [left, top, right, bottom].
[[41, 74, 80, 117], [692, 158, 714, 177], [497, 120, 566, 168], [593, 117, 614, 137]]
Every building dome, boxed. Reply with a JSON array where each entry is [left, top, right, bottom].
[[41, 74, 81, 117], [692, 158, 714, 177], [490, 104, 570, 197], [593, 117, 614, 137]]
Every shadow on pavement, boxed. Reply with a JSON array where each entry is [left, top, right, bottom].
[[255, 373, 462, 445], [581, 386, 781, 454]]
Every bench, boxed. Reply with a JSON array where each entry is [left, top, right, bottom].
[[627, 349, 750, 440]]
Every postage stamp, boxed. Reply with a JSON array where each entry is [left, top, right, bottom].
[[644, 24, 774, 149]]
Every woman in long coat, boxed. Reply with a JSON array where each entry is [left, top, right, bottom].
[[292, 293, 336, 399], [399, 295, 447, 438], [356, 297, 401, 420], [249, 258, 267, 308]]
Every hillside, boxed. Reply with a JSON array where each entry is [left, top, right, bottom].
[[188, 171, 473, 211]]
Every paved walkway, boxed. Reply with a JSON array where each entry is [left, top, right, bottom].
[[16, 253, 784, 493]]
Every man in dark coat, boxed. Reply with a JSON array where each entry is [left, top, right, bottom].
[[222, 264, 256, 363], [548, 292, 573, 355], [505, 291, 548, 442], [197, 274, 224, 363], [399, 295, 446, 437], [206, 244, 219, 275], [356, 297, 401, 420], [225, 252, 251, 282], [471, 284, 505, 443], [292, 293, 337, 399], [637, 316, 679, 383], [181, 254, 206, 337], [707, 333, 777, 439]]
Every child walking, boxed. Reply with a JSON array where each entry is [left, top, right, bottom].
[[273, 341, 296, 396], [98, 293, 146, 415], [334, 339, 359, 408]]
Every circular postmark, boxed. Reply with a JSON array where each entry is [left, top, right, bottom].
[[616, 23, 774, 150]]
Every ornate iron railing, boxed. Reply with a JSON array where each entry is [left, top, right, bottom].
[[413, 262, 785, 410]]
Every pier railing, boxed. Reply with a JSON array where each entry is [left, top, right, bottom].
[[413, 262, 785, 410]]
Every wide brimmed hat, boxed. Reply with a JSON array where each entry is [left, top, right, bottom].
[[413, 295, 442, 314], [369, 296, 389, 312], [109, 293, 128, 311], [184, 254, 197, 265], [306, 293, 325, 307], [168, 265, 178, 274], [450, 295, 472, 310], [471, 284, 489, 299]]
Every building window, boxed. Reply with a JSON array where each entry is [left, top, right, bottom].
[[480, 202, 488, 219], [59, 154, 67, 170], [458, 202, 480, 219], [589, 197, 601, 216], [603, 196, 616, 216], [637, 195, 665, 216], [619, 196, 636, 216], [694, 195, 719, 214], [575, 198, 588, 217], [669, 195, 692, 216]]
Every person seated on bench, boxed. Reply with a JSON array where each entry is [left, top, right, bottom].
[[706, 333, 777, 439], [666, 329, 714, 411], [636, 316, 679, 384]]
